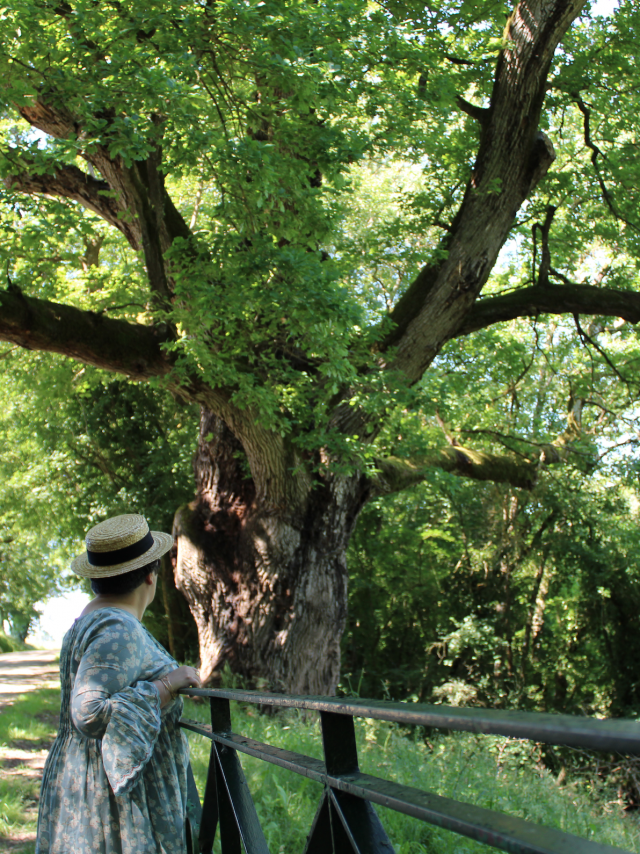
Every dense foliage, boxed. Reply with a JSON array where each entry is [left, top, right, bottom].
[[0, 351, 198, 640], [2, 0, 640, 462], [345, 313, 640, 717], [345, 469, 640, 715]]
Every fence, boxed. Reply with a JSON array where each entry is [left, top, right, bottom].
[[179, 687, 640, 854]]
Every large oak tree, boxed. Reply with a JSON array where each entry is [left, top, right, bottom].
[[1, 0, 639, 692]]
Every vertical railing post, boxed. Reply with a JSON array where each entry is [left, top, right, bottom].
[[321, 711, 359, 777], [211, 696, 242, 854], [318, 711, 396, 854], [321, 712, 361, 854]]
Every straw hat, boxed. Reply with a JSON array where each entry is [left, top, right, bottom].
[[71, 514, 174, 579]]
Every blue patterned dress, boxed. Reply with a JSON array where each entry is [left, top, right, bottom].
[[35, 607, 189, 854]]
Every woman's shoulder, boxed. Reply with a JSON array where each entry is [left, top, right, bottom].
[[76, 606, 142, 631], [71, 608, 146, 654]]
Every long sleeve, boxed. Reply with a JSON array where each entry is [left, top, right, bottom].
[[70, 611, 162, 796]]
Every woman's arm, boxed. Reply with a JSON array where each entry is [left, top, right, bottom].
[[71, 614, 157, 738], [70, 612, 167, 795]]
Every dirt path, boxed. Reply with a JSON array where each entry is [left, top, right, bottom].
[[0, 650, 61, 853], [0, 649, 60, 709]]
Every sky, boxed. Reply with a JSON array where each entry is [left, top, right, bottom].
[[26, 588, 90, 649], [591, 0, 618, 14], [22, 0, 620, 651]]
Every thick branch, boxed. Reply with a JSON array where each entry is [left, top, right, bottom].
[[4, 158, 141, 250], [371, 448, 540, 496], [0, 289, 171, 380], [454, 284, 640, 337], [0, 290, 285, 500], [15, 101, 191, 303], [532, 204, 556, 287], [382, 0, 586, 380]]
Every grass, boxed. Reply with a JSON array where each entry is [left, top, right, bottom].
[[0, 774, 41, 850], [0, 688, 61, 747], [0, 687, 60, 853], [2, 684, 639, 853], [183, 698, 640, 854]]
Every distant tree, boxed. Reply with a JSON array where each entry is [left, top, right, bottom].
[[0, 353, 199, 654], [0, 362, 62, 639], [1, 0, 640, 691]]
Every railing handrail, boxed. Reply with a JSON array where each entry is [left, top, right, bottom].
[[179, 687, 640, 854], [182, 686, 640, 753]]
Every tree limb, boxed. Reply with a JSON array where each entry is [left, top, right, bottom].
[[13, 101, 191, 304], [573, 95, 640, 233], [381, 0, 586, 381], [0, 288, 256, 456], [454, 283, 640, 337], [532, 204, 556, 287], [371, 448, 540, 496], [4, 157, 141, 250], [456, 95, 489, 125], [0, 289, 171, 380]]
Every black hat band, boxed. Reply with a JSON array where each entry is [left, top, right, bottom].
[[87, 530, 155, 567]]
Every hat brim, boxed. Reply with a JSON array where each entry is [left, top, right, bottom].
[[71, 531, 174, 579]]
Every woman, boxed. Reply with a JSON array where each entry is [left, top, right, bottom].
[[36, 513, 201, 854]]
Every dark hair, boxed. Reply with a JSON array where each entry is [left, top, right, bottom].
[[90, 558, 160, 596]]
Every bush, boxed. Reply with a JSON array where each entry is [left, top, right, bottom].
[[0, 630, 32, 653]]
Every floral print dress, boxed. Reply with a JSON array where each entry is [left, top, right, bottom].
[[36, 607, 189, 854]]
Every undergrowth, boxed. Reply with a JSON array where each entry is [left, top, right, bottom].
[[0, 631, 34, 653], [183, 699, 640, 854]]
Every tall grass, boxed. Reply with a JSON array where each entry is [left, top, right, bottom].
[[183, 699, 640, 854]]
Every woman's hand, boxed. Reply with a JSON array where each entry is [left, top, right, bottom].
[[166, 666, 201, 693], [154, 666, 201, 707]]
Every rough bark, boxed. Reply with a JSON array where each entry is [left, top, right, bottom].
[[173, 409, 368, 692]]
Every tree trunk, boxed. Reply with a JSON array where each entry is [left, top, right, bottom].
[[173, 409, 369, 694], [159, 552, 200, 663]]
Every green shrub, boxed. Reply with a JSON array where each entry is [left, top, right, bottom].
[[0, 630, 31, 653]]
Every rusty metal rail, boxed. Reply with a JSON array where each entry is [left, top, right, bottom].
[[179, 687, 640, 854]]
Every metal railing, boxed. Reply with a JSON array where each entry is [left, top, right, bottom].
[[179, 688, 640, 854]]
